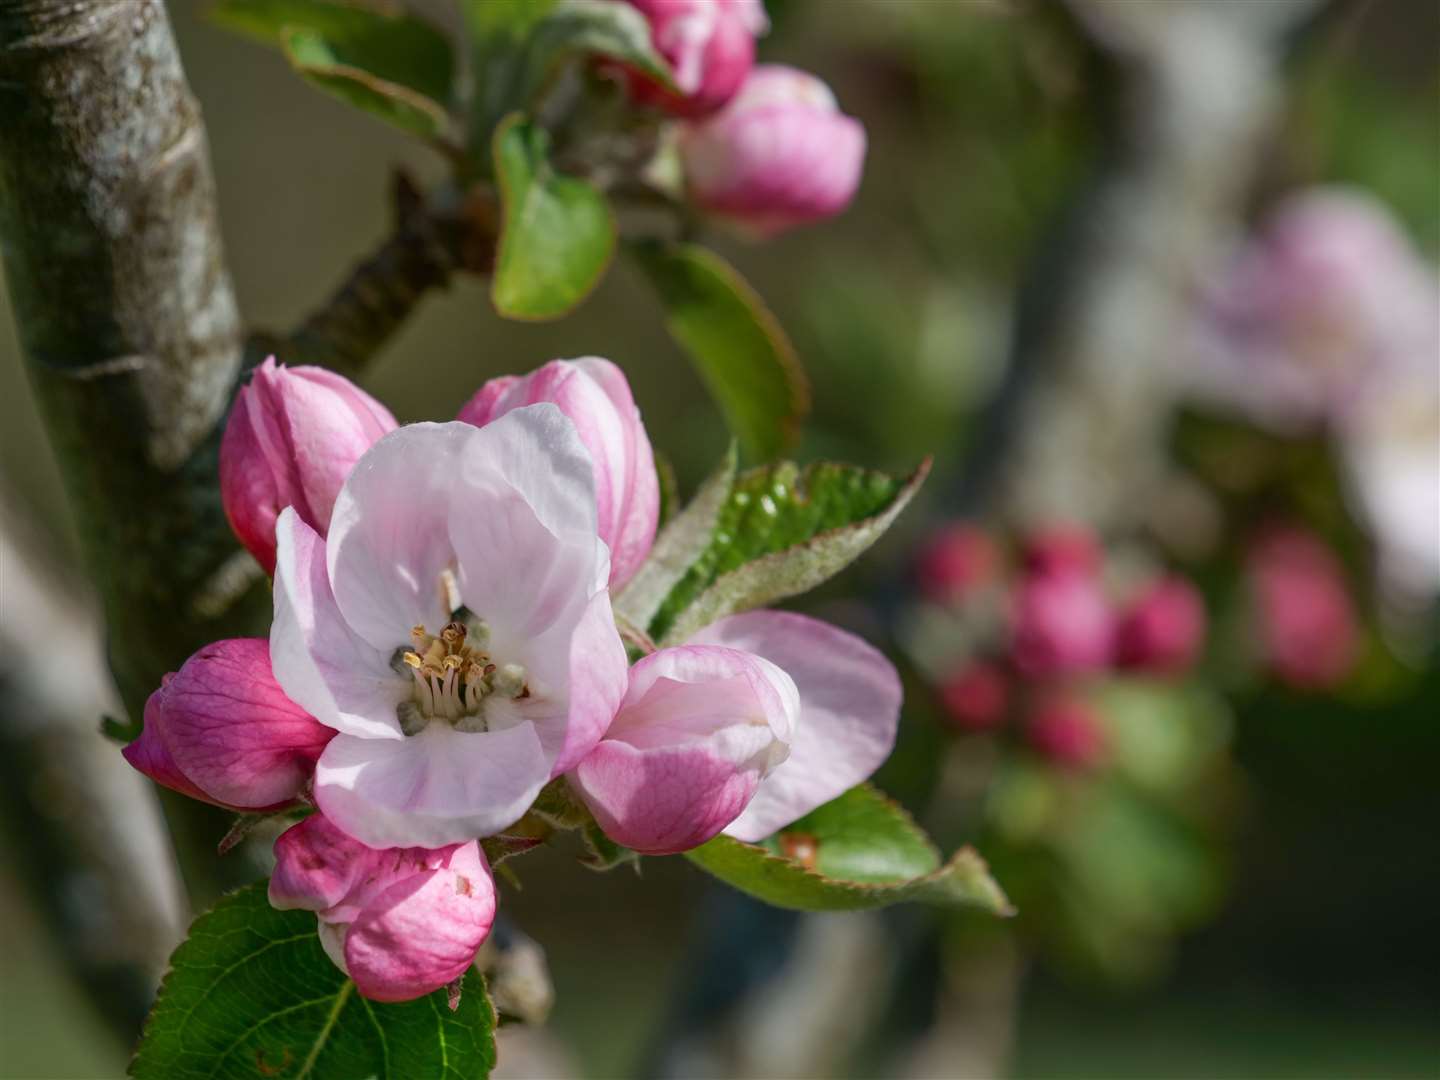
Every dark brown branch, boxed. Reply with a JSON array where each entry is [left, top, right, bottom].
[[279, 173, 500, 376]]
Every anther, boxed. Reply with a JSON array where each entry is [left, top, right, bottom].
[[402, 651, 423, 670]]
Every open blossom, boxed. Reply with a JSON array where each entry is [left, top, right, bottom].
[[458, 358, 659, 590], [1185, 188, 1438, 433], [680, 65, 866, 237], [270, 813, 496, 1002], [220, 357, 396, 575], [572, 611, 901, 853], [270, 407, 629, 849], [123, 638, 332, 810], [624, 0, 768, 117]]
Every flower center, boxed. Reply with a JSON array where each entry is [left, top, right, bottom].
[[392, 614, 528, 735]]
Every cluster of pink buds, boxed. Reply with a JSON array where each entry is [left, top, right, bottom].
[[914, 523, 1207, 771], [623, 0, 866, 236], [125, 353, 902, 1002]]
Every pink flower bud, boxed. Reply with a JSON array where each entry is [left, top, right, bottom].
[[123, 638, 333, 810], [458, 358, 659, 589], [1248, 528, 1358, 690], [1021, 524, 1102, 578], [220, 357, 397, 576], [1010, 570, 1113, 679], [270, 813, 496, 1003], [1114, 576, 1206, 676], [1027, 694, 1107, 771], [680, 64, 866, 237], [571, 644, 799, 854], [915, 524, 997, 606], [624, 0, 767, 117], [938, 661, 1010, 732]]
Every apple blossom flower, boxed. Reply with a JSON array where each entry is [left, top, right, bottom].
[[458, 358, 659, 590], [624, 0, 768, 117], [270, 812, 496, 1002], [123, 638, 332, 810], [1113, 576, 1206, 676], [1185, 188, 1438, 434], [570, 644, 798, 854], [915, 523, 997, 606], [938, 660, 1010, 732], [270, 408, 629, 849], [572, 611, 901, 852], [1027, 694, 1107, 770], [1247, 527, 1358, 690], [220, 357, 396, 575], [680, 65, 866, 237], [1010, 564, 1113, 679]]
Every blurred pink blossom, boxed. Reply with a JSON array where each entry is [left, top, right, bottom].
[[915, 523, 997, 606], [938, 660, 1010, 732], [624, 0, 767, 117], [1026, 694, 1108, 771], [1248, 527, 1359, 690], [1113, 576, 1207, 676], [680, 65, 866, 237]]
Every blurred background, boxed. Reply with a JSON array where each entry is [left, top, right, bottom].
[[2, 0, 1437, 1077]]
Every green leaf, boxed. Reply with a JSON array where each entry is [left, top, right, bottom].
[[614, 442, 738, 631], [461, 0, 558, 155], [523, 0, 674, 93], [213, 1, 453, 139], [131, 882, 496, 1080], [631, 241, 809, 461], [491, 114, 616, 319], [649, 457, 930, 645], [685, 786, 1014, 914], [215, 2, 455, 139]]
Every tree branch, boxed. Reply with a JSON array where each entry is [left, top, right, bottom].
[[278, 173, 499, 377], [0, 0, 270, 722]]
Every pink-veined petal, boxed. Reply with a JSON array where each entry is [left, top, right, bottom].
[[271, 510, 406, 740], [313, 722, 550, 849], [159, 638, 333, 808], [571, 644, 796, 853], [326, 423, 474, 649], [691, 611, 901, 842], [344, 841, 496, 1003], [449, 405, 605, 640]]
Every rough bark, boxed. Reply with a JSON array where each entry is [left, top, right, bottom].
[[0, 0, 270, 723]]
